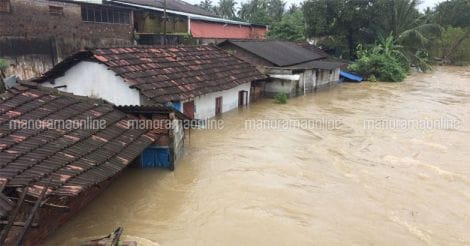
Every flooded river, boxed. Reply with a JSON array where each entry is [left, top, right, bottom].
[[46, 66, 470, 245]]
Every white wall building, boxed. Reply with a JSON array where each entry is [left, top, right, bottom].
[[37, 46, 265, 120]]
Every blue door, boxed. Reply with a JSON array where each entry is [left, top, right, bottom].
[[171, 101, 181, 112], [140, 146, 171, 168]]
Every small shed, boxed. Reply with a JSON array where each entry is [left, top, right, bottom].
[[218, 40, 343, 97]]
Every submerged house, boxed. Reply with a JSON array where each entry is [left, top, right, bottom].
[[218, 40, 343, 97], [35, 46, 266, 120], [0, 83, 175, 244]]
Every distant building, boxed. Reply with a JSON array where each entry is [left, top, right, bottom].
[[0, 0, 134, 79], [0, 82, 182, 244], [35, 46, 266, 120], [107, 0, 268, 45], [0, 0, 266, 80], [218, 40, 343, 97]]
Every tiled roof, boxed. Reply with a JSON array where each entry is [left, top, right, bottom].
[[0, 84, 157, 197], [218, 40, 327, 67], [37, 46, 266, 103]]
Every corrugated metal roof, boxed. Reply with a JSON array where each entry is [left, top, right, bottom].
[[0, 84, 158, 197], [220, 40, 327, 67], [110, 0, 217, 17], [36, 46, 266, 103]]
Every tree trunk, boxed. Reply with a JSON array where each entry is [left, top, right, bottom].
[[347, 29, 355, 59]]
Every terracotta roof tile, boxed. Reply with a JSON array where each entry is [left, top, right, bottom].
[[0, 86, 158, 197], [38, 46, 266, 103]]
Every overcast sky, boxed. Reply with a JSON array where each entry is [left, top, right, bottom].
[[184, 0, 446, 12]]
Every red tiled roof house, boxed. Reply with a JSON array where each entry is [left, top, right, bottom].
[[35, 45, 266, 120], [0, 83, 171, 244]]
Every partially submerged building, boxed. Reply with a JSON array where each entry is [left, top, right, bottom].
[[218, 40, 343, 97], [0, 82, 182, 244], [0, 0, 134, 79], [0, 0, 266, 79], [107, 0, 268, 44], [35, 45, 266, 120]]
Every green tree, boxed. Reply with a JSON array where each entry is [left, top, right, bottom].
[[267, 0, 285, 22], [198, 0, 215, 13], [215, 0, 237, 19], [303, 0, 374, 59], [432, 0, 470, 61], [434, 0, 470, 28], [0, 59, 7, 93], [239, 0, 271, 24], [268, 9, 305, 41], [349, 37, 407, 82]]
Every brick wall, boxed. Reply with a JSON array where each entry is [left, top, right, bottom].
[[0, 0, 134, 79]]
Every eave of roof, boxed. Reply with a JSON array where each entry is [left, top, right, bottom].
[[283, 60, 343, 70], [115, 105, 190, 120]]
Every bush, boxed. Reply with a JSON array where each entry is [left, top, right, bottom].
[[349, 53, 406, 82], [274, 92, 288, 104]]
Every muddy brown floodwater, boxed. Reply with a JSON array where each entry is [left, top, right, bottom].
[[45, 66, 470, 245]]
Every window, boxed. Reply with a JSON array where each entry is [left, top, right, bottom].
[[0, 0, 11, 13], [49, 6, 64, 16], [81, 5, 130, 24]]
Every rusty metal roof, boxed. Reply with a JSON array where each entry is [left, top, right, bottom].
[[36, 46, 266, 103], [0, 84, 158, 197]]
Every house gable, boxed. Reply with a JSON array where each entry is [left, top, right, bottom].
[[43, 61, 141, 106]]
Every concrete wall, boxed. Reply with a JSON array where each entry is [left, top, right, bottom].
[[172, 119, 185, 162], [43, 61, 141, 105], [316, 68, 340, 89], [0, 0, 133, 79], [193, 83, 251, 120], [300, 69, 316, 93]]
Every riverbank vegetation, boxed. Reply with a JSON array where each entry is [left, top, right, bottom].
[[199, 0, 470, 81]]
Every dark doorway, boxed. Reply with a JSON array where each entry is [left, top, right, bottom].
[[238, 90, 248, 107], [215, 96, 223, 116], [183, 100, 195, 119]]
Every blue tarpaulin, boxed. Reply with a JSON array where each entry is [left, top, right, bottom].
[[340, 71, 363, 82]]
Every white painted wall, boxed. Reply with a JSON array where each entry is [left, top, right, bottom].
[[193, 83, 251, 120], [43, 61, 141, 106]]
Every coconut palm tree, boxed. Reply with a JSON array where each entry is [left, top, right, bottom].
[[215, 0, 237, 19]]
